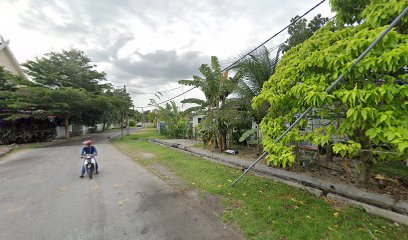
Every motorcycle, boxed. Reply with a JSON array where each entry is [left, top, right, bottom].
[[82, 154, 96, 179]]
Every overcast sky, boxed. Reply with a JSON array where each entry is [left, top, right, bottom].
[[0, 0, 333, 110]]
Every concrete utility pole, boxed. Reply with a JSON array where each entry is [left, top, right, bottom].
[[124, 85, 130, 135], [141, 107, 144, 127], [121, 85, 126, 140]]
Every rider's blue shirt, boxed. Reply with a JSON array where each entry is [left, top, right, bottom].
[[81, 146, 97, 156]]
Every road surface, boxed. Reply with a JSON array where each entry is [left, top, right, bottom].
[[0, 132, 242, 240]]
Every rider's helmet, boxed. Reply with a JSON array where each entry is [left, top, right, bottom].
[[83, 140, 92, 146]]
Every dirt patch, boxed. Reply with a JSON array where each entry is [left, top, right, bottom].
[[149, 163, 187, 189], [202, 193, 225, 216], [141, 152, 156, 159]]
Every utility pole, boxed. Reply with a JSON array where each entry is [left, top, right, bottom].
[[125, 85, 130, 135], [141, 107, 144, 127], [120, 109, 124, 140]]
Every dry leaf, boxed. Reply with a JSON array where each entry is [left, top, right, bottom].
[[328, 227, 338, 233], [291, 198, 305, 205], [374, 174, 386, 180]]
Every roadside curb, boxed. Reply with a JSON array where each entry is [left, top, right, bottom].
[[151, 138, 408, 225]]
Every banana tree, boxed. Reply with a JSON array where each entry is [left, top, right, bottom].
[[179, 56, 239, 151]]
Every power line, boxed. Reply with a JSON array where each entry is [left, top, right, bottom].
[[134, 0, 327, 108], [221, 0, 327, 72], [128, 86, 184, 95]]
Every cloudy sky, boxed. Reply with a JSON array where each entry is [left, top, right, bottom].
[[0, 0, 333, 110]]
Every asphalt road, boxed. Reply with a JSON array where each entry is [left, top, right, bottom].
[[0, 131, 242, 240]]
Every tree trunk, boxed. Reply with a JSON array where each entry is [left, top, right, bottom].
[[64, 117, 69, 139], [102, 122, 106, 131], [220, 131, 227, 152], [223, 132, 227, 151], [218, 134, 223, 152], [358, 139, 373, 187], [359, 152, 373, 187], [325, 142, 333, 162]]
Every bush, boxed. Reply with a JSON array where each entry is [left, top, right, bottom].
[[0, 118, 56, 144], [129, 120, 136, 127]]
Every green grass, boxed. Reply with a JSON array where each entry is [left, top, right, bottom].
[[114, 131, 408, 240], [112, 128, 165, 141]]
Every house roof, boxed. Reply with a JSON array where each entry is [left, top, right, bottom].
[[0, 35, 27, 79]]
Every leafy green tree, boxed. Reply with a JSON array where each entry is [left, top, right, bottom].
[[23, 49, 110, 93], [101, 88, 133, 130], [155, 101, 189, 138], [32, 87, 92, 138], [253, 0, 407, 186], [330, 0, 371, 25], [281, 14, 329, 53], [179, 56, 239, 151], [0, 67, 44, 119]]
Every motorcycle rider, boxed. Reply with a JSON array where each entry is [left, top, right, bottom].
[[80, 140, 99, 178]]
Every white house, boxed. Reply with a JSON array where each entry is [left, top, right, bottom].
[[0, 35, 27, 79], [191, 114, 205, 137]]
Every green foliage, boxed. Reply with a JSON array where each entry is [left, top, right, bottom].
[[23, 48, 109, 93], [281, 14, 329, 53], [1, 49, 133, 141], [156, 101, 190, 138], [0, 118, 56, 144], [239, 128, 257, 142], [254, 0, 408, 168], [179, 56, 241, 150], [232, 46, 278, 124], [333, 140, 362, 157], [330, 0, 370, 25]]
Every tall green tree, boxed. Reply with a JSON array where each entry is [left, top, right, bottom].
[[33, 87, 92, 138], [254, 0, 407, 186], [179, 56, 238, 151], [23, 48, 110, 93], [0, 67, 43, 119], [281, 14, 329, 53]]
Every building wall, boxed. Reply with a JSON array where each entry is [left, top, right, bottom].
[[192, 115, 205, 127], [0, 49, 21, 76], [55, 125, 73, 139], [191, 115, 205, 137]]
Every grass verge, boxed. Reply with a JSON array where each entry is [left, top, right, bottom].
[[113, 129, 408, 240]]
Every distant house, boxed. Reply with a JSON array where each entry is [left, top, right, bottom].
[[191, 114, 205, 138], [0, 35, 27, 79]]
